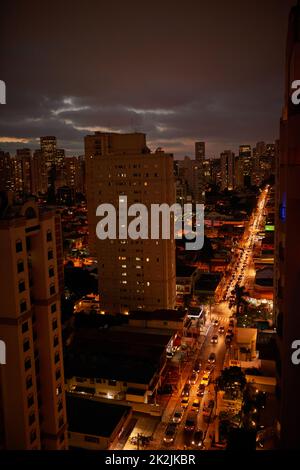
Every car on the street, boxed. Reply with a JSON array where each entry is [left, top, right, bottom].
[[184, 413, 197, 432], [181, 396, 189, 408], [188, 371, 198, 385], [191, 429, 204, 448], [218, 326, 225, 334], [213, 319, 219, 327], [181, 383, 191, 396], [225, 334, 232, 344], [210, 335, 218, 344], [197, 383, 205, 397], [227, 328, 234, 335], [172, 407, 184, 424], [200, 373, 210, 386], [191, 398, 200, 412], [163, 422, 177, 444], [193, 361, 201, 373], [229, 320, 234, 327], [208, 352, 216, 364]]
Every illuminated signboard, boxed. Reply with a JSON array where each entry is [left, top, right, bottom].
[[265, 225, 275, 231]]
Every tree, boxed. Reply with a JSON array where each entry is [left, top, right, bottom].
[[216, 366, 247, 393], [231, 284, 249, 316]]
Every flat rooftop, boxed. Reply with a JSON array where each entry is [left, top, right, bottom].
[[129, 308, 186, 322], [67, 393, 131, 437], [65, 327, 172, 384]]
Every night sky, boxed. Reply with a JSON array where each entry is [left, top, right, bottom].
[[0, 0, 296, 158]]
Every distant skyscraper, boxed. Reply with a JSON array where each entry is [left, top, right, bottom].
[[0, 195, 67, 449], [220, 150, 235, 190], [274, 1, 300, 449], [31, 150, 48, 195], [194, 141, 206, 203], [40, 136, 57, 171], [16, 148, 32, 194], [0, 150, 12, 192], [85, 132, 176, 314], [239, 144, 253, 187]]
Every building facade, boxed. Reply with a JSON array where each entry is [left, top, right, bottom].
[[85, 132, 176, 313], [0, 195, 67, 449]]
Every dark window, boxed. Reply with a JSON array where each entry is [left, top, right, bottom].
[[52, 319, 58, 331], [29, 413, 35, 426], [56, 384, 62, 396], [27, 394, 34, 407], [51, 303, 57, 314], [47, 230, 52, 242], [53, 336, 59, 347], [58, 400, 63, 412], [56, 369, 61, 380], [54, 351, 60, 364], [16, 240, 23, 253], [22, 321, 29, 333], [49, 267, 54, 278], [26, 375, 33, 390], [30, 429, 37, 443], [23, 339, 30, 352], [59, 416, 64, 428], [17, 260, 24, 273], [19, 280, 26, 293], [48, 250, 53, 260], [59, 433, 65, 444], [24, 357, 31, 371], [20, 300, 27, 313], [50, 285, 55, 295]]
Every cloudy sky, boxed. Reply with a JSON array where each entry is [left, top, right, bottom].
[[0, 0, 296, 158]]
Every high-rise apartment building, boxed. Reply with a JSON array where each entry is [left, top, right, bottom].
[[239, 144, 253, 187], [274, 1, 300, 449], [194, 141, 206, 203], [85, 132, 176, 314], [0, 194, 67, 449], [220, 150, 235, 190], [31, 150, 48, 195], [40, 136, 57, 171], [0, 151, 13, 192], [16, 149, 33, 195]]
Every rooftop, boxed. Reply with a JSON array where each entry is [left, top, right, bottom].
[[66, 393, 131, 437]]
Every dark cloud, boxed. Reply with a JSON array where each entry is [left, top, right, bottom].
[[0, 0, 296, 157]]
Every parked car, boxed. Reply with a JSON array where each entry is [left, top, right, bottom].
[[213, 319, 219, 327], [208, 352, 216, 364], [229, 320, 234, 327], [191, 429, 204, 448], [172, 407, 184, 424], [218, 326, 225, 334], [203, 399, 215, 422], [225, 334, 232, 344], [163, 422, 177, 444]]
